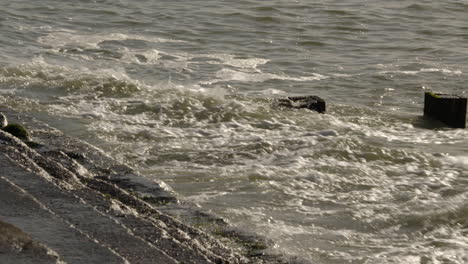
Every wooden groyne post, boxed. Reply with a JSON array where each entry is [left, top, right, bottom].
[[424, 92, 467, 128]]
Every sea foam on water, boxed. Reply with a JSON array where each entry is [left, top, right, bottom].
[[1, 0, 468, 262]]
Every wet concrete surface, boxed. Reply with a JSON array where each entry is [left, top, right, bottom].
[[0, 107, 304, 264]]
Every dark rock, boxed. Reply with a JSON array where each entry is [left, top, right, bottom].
[[25, 141, 43, 148], [277, 95, 326, 113], [424, 92, 467, 128], [64, 151, 87, 160]]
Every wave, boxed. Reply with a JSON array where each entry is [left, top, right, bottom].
[[210, 68, 327, 83], [379, 68, 463, 76], [0, 56, 141, 98], [38, 31, 186, 49]]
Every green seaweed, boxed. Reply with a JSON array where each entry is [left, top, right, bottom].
[[428, 92, 440, 98], [2, 123, 29, 140]]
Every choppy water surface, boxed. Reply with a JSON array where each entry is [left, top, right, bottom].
[[1, 1, 468, 263]]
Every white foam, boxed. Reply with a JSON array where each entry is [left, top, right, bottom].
[[187, 86, 227, 100], [6, 55, 468, 264], [258, 88, 287, 95], [214, 68, 327, 83], [332, 73, 354, 77], [445, 156, 468, 170], [199, 54, 269, 69], [186, 191, 229, 204], [38, 31, 185, 49], [420, 68, 463, 75], [379, 67, 462, 76], [121, 49, 162, 65]]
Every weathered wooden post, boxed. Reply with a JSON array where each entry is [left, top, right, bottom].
[[424, 92, 467, 128]]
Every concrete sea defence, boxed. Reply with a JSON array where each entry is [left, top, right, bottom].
[[0, 107, 306, 264]]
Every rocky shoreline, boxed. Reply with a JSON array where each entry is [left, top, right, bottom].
[[0, 107, 306, 264]]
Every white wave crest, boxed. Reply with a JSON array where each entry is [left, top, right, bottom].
[[38, 31, 185, 49], [445, 155, 468, 170], [214, 68, 327, 83], [379, 68, 462, 76]]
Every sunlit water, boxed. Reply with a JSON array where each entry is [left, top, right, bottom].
[[1, 1, 468, 263]]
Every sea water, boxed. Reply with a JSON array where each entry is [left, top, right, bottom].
[[1, 1, 467, 263]]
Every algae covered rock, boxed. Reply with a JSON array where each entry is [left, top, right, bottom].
[[0, 112, 31, 141], [2, 123, 30, 141]]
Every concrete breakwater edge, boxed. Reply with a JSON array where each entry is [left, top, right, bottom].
[[0, 107, 306, 264]]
